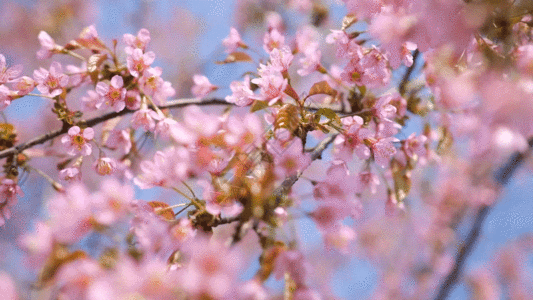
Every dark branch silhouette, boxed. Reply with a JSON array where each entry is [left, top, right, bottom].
[[434, 137, 533, 300]]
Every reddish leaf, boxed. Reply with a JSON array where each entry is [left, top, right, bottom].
[[341, 14, 358, 31], [308, 81, 337, 97], [148, 201, 176, 221], [216, 51, 253, 64], [283, 84, 300, 101], [87, 54, 107, 83]]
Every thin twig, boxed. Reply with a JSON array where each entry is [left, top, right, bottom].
[[273, 134, 337, 207], [433, 137, 533, 300], [399, 49, 420, 96]]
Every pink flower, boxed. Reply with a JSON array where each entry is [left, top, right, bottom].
[[297, 46, 322, 76], [265, 11, 284, 32], [273, 250, 309, 286], [369, 136, 398, 168], [270, 46, 294, 73], [139, 67, 163, 96], [66, 62, 88, 87], [92, 178, 133, 225], [59, 167, 81, 181], [225, 75, 254, 106], [0, 178, 23, 226], [105, 128, 132, 155], [200, 180, 243, 217], [191, 74, 217, 98], [333, 116, 372, 161], [93, 157, 117, 176], [81, 90, 100, 112], [268, 138, 311, 179], [123, 28, 151, 53], [368, 6, 417, 68], [48, 183, 94, 244], [180, 235, 243, 299], [373, 94, 398, 121], [61, 126, 94, 156], [19, 222, 53, 269], [124, 90, 141, 110], [355, 171, 380, 194], [0, 272, 18, 300], [36, 31, 59, 59], [96, 75, 127, 112], [131, 108, 162, 131], [33, 61, 69, 97], [222, 27, 245, 53], [0, 54, 22, 84], [263, 29, 285, 53], [323, 225, 357, 253], [155, 117, 178, 140], [134, 147, 190, 189], [0, 85, 14, 111], [251, 64, 288, 105], [56, 259, 103, 300], [76, 25, 105, 51], [12, 76, 35, 96], [358, 47, 391, 88], [126, 48, 155, 78], [403, 133, 427, 159], [295, 25, 319, 53]]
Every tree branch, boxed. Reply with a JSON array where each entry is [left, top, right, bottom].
[[399, 49, 420, 96], [0, 97, 231, 160], [434, 137, 533, 300], [273, 134, 337, 207]]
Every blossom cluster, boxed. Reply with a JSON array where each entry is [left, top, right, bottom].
[[0, 0, 532, 299]]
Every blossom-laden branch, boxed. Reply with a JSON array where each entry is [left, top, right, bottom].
[[273, 134, 337, 207], [0, 97, 230, 160], [434, 137, 533, 300]]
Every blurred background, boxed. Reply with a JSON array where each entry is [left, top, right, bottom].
[[1, 0, 532, 299]]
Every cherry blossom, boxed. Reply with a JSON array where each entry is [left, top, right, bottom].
[[223, 27, 245, 53], [126, 48, 155, 78], [191, 74, 217, 98], [33, 61, 69, 97], [105, 129, 132, 155], [96, 75, 127, 112], [61, 126, 95, 156], [0, 179, 23, 226], [225, 75, 254, 106], [36, 31, 59, 59], [0, 54, 22, 85], [123, 28, 151, 53], [131, 107, 162, 131]]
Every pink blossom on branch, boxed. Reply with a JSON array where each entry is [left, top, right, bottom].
[[0, 54, 22, 85], [123, 28, 151, 53], [95, 75, 127, 112], [191, 74, 217, 98], [33, 61, 69, 97], [126, 48, 155, 78], [222, 27, 246, 53], [61, 126, 95, 156]]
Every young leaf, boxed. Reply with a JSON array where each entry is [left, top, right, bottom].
[[216, 51, 253, 64], [308, 81, 337, 97]]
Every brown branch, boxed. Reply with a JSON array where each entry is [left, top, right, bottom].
[[399, 49, 420, 96], [434, 137, 533, 300], [273, 134, 337, 207], [0, 97, 231, 160]]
